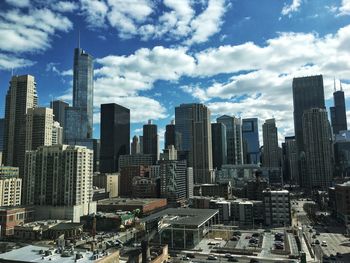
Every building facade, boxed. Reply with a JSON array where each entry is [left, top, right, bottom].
[[242, 118, 260, 164], [52, 121, 63, 145], [175, 103, 213, 184], [50, 100, 68, 133], [263, 189, 291, 227], [131, 135, 140, 155], [100, 103, 130, 173], [330, 86, 347, 135], [0, 166, 22, 206], [93, 173, 120, 197], [143, 120, 158, 164], [211, 122, 227, 170], [262, 119, 280, 168]]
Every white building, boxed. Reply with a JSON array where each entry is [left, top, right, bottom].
[[0, 166, 22, 206]]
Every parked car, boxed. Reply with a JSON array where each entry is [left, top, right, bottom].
[[208, 255, 218, 260], [321, 241, 327, 247]]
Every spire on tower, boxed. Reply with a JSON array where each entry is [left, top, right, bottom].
[[340, 79, 343, 91], [334, 77, 336, 92]]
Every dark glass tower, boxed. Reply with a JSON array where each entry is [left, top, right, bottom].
[[165, 120, 182, 150], [50, 100, 68, 132], [242, 118, 260, 164], [100, 103, 130, 173], [330, 84, 347, 135], [292, 75, 325, 153], [211, 122, 227, 170], [143, 120, 158, 163], [65, 47, 93, 141]]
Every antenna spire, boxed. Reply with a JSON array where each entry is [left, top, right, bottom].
[[340, 79, 343, 91], [334, 77, 336, 92]]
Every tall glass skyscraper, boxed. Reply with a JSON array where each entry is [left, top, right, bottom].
[[0, 118, 4, 152], [330, 84, 347, 135], [242, 118, 260, 164], [65, 48, 94, 141]]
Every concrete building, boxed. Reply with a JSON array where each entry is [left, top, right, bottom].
[[64, 47, 94, 141], [0, 166, 22, 206], [193, 183, 231, 199], [119, 165, 147, 197], [231, 199, 264, 227], [211, 122, 227, 170], [3, 75, 38, 167], [93, 173, 120, 197], [242, 118, 260, 164], [330, 82, 347, 135], [0, 206, 35, 236], [262, 118, 280, 168], [335, 181, 350, 226], [217, 115, 243, 165], [209, 199, 231, 224], [118, 154, 154, 171], [143, 120, 158, 164], [23, 145, 95, 221], [263, 189, 291, 227], [175, 103, 213, 184], [283, 136, 298, 185], [302, 108, 333, 190], [132, 176, 158, 198], [131, 135, 140, 155], [52, 121, 63, 145], [100, 103, 130, 173]]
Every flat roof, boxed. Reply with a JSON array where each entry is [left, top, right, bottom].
[[141, 208, 218, 227], [0, 245, 117, 263], [98, 197, 166, 206]]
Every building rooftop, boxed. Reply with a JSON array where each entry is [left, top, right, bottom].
[[0, 245, 117, 263], [141, 208, 218, 228], [98, 197, 166, 206]]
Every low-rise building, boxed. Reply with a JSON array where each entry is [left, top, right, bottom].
[[193, 183, 231, 199], [0, 206, 34, 236], [209, 199, 231, 224], [230, 199, 264, 227], [263, 189, 291, 227], [93, 173, 120, 198]]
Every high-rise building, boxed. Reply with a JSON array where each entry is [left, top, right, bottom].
[[165, 120, 182, 150], [0, 166, 22, 206], [3, 75, 38, 167], [52, 121, 63, 145], [211, 123, 227, 170], [330, 82, 347, 135], [100, 103, 130, 173], [160, 160, 187, 206], [118, 154, 154, 171], [23, 145, 93, 206], [50, 100, 68, 131], [302, 108, 333, 189], [242, 118, 260, 164], [139, 136, 143, 154], [143, 120, 158, 163], [217, 115, 243, 165], [93, 139, 100, 172], [292, 75, 325, 153], [131, 135, 140, 155], [0, 118, 4, 152], [65, 47, 93, 141], [25, 107, 53, 152], [283, 136, 299, 185], [262, 119, 280, 168], [175, 103, 213, 184]]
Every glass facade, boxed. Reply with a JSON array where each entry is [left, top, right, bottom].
[[0, 118, 4, 151], [242, 118, 260, 164]]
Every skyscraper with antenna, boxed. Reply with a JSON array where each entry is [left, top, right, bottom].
[[330, 79, 347, 135]]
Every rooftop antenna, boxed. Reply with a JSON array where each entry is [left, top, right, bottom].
[[340, 79, 343, 91], [334, 77, 336, 92]]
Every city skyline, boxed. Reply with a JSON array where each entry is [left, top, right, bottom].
[[0, 0, 350, 146]]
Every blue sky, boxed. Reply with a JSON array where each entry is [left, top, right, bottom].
[[0, 0, 350, 146]]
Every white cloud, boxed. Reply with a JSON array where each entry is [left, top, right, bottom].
[[339, 0, 350, 15], [5, 0, 30, 8], [80, 0, 108, 29], [52, 1, 79, 12], [0, 53, 34, 70], [281, 0, 302, 16]]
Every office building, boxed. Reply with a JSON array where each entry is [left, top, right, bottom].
[[160, 145, 177, 161], [217, 115, 243, 165], [50, 100, 68, 131], [131, 135, 140, 155], [100, 103, 130, 173], [132, 176, 158, 198], [175, 103, 213, 184], [292, 75, 325, 153], [143, 120, 158, 163], [0, 166, 22, 206], [93, 139, 100, 172], [3, 75, 38, 167], [65, 47, 93, 141], [231, 199, 264, 227], [159, 160, 187, 206], [242, 118, 260, 164], [0, 118, 4, 151], [165, 120, 182, 150], [330, 82, 347, 135], [211, 122, 227, 170], [334, 139, 350, 178], [25, 107, 53, 151], [262, 119, 280, 168], [335, 181, 350, 226], [119, 165, 148, 197], [52, 121, 63, 145], [209, 199, 231, 224], [302, 108, 333, 189], [23, 145, 93, 207], [263, 189, 291, 227], [93, 173, 120, 197], [118, 154, 154, 171], [283, 136, 299, 184]]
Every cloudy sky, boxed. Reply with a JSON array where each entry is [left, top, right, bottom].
[[0, 0, 350, 147]]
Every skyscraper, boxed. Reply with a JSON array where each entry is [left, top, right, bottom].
[[217, 115, 243, 165], [0, 118, 4, 152], [50, 100, 68, 131], [292, 75, 325, 153], [65, 47, 93, 141], [302, 108, 333, 189], [330, 82, 347, 135], [131, 135, 140, 155], [283, 136, 298, 185], [165, 120, 182, 150], [211, 122, 227, 170], [262, 119, 280, 168], [3, 75, 38, 167], [143, 120, 158, 163], [175, 103, 213, 184], [242, 118, 260, 164], [100, 103, 130, 173]]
